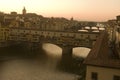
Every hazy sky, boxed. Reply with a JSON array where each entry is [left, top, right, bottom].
[[0, 0, 120, 21]]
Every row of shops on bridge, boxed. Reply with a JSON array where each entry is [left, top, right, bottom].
[[0, 26, 100, 47]]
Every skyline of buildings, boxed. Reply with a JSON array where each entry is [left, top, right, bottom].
[[0, 6, 120, 22], [0, 0, 120, 21]]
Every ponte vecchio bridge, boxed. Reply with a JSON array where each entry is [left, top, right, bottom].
[[0, 27, 104, 59]]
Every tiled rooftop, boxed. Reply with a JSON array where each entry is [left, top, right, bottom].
[[84, 31, 120, 69]]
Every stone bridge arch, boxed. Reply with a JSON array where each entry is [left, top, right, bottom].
[[73, 47, 91, 58], [20, 34, 97, 60], [42, 43, 62, 57], [39, 40, 94, 60]]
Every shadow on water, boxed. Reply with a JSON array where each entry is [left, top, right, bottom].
[[0, 44, 48, 61], [0, 45, 86, 80], [57, 56, 86, 80]]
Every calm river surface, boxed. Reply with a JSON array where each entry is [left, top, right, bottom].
[[0, 43, 90, 80]]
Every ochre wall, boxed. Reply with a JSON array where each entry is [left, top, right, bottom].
[[86, 65, 120, 80]]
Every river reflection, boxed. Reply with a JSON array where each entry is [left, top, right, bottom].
[[0, 43, 90, 80]]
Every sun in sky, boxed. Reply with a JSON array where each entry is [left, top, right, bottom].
[[0, 0, 120, 21]]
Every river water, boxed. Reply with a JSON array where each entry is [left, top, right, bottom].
[[0, 43, 90, 80]]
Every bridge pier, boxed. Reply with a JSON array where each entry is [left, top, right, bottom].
[[60, 46, 73, 69], [62, 46, 73, 61]]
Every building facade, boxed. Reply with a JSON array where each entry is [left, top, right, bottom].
[[86, 66, 120, 80]]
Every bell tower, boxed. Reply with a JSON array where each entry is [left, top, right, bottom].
[[22, 7, 26, 15]]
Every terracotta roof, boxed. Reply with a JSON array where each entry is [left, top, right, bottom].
[[84, 31, 120, 69]]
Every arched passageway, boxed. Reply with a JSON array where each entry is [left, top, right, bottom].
[[42, 43, 91, 58], [73, 47, 91, 58], [42, 43, 62, 58]]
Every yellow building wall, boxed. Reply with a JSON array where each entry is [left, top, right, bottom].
[[86, 65, 120, 80], [0, 27, 9, 42]]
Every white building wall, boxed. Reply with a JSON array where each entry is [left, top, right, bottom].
[[86, 65, 120, 80]]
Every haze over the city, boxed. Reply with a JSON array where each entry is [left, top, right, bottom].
[[0, 0, 120, 21]]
